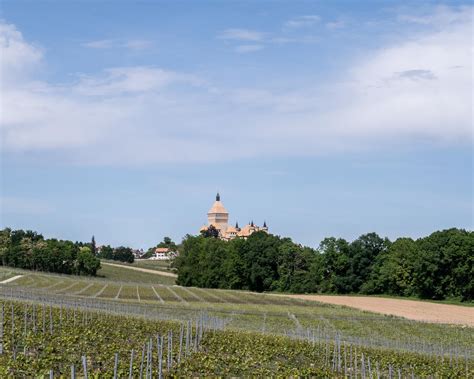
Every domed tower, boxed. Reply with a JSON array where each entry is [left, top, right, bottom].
[[207, 193, 229, 233]]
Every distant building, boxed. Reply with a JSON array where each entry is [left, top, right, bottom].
[[132, 249, 145, 259], [199, 193, 268, 240], [149, 247, 176, 260]]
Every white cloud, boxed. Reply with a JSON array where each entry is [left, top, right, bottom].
[[82, 39, 116, 49], [395, 69, 436, 80], [218, 28, 319, 52], [1, 5, 472, 165], [74, 67, 200, 96], [82, 38, 153, 50], [234, 44, 264, 53], [398, 5, 472, 26], [0, 22, 42, 85], [285, 15, 321, 28], [218, 28, 265, 41], [124, 39, 153, 50], [324, 10, 472, 143]]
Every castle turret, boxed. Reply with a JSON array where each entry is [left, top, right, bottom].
[[207, 192, 229, 233], [200, 193, 269, 240]]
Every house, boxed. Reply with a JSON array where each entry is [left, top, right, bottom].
[[149, 247, 176, 260]]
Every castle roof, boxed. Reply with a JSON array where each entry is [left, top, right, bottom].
[[207, 193, 228, 215]]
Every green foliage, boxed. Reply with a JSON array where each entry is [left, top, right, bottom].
[[158, 236, 177, 250], [112, 246, 135, 263], [413, 228, 473, 300], [201, 225, 220, 238], [97, 245, 134, 263], [0, 228, 100, 277], [0, 300, 182, 376], [366, 229, 474, 301], [179, 329, 472, 377], [77, 247, 101, 275], [362, 238, 419, 296], [176, 232, 312, 292], [90, 235, 96, 256], [1, 300, 471, 377], [176, 228, 473, 301], [98, 245, 114, 259]]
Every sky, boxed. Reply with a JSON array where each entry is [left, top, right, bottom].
[[0, 0, 472, 249]]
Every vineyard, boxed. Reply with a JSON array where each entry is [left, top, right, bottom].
[[0, 266, 472, 377]]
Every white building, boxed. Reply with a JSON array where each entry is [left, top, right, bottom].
[[149, 247, 176, 260]]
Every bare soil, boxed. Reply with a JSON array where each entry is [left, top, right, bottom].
[[278, 294, 474, 326]]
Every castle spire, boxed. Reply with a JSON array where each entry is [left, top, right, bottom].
[[263, 220, 267, 228]]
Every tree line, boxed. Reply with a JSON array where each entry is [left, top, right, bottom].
[[97, 245, 135, 263], [0, 228, 101, 276], [175, 228, 473, 302]]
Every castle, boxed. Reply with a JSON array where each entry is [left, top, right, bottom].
[[199, 193, 268, 240]]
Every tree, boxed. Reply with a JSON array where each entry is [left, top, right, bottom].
[[237, 232, 281, 292], [91, 235, 97, 256], [113, 246, 135, 263], [318, 237, 351, 293], [77, 247, 101, 275], [201, 225, 219, 239], [174, 228, 472, 302], [158, 237, 177, 250], [0, 228, 12, 266], [98, 245, 114, 259], [274, 240, 311, 292], [347, 233, 390, 293], [0, 227, 102, 276], [413, 229, 473, 300], [362, 238, 419, 296]]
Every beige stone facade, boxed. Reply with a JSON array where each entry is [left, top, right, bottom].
[[200, 193, 268, 240]]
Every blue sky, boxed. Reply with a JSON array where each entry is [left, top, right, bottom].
[[1, 1, 472, 248]]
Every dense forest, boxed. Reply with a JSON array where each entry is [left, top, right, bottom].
[[0, 228, 101, 276], [175, 228, 473, 301]]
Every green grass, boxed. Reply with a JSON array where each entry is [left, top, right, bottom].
[[133, 259, 175, 270], [0, 269, 21, 282], [97, 262, 176, 285], [101, 258, 175, 272]]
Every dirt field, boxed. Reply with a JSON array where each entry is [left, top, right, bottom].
[[279, 294, 474, 326], [101, 262, 178, 278]]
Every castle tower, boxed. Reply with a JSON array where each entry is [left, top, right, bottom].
[[207, 193, 229, 233]]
